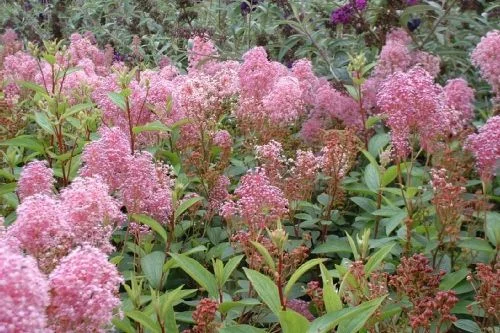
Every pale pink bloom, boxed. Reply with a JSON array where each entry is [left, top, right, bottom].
[[220, 168, 288, 230], [60, 176, 125, 253], [442, 78, 475, 134], [263, 76, 305, 125], [17, 160, 55, 201], [292, 59, 320, 105], [80, 127, 132, 192], [0, 243, 50, 333], [7, 194, 74, 272], [48, 245, 123, 333], [239, 47, 282, 100], [471, 30, 500, 96], [464, 115, 500, 181], [188, 35, 218, 72]]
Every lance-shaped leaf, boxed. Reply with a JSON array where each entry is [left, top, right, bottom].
[[170, 253, 219, 299]]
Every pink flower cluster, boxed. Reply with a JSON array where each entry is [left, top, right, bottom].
[[362, 28, 441, 112], [81, 126, 174, 223], [17, 160, 55, 201], [256, 140, 320, 201], [220, 168, 288, 231], [47, 245, 123, 332], [0, 243, 50, 332], [464, 115, 500, 181], [471, 30, 500, 96]]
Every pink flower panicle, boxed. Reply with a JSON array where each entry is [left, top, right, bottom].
[[377, 66, 444, 157], [442, 78, 475, 134], [7, 194, 74, 272], [208, 175, 230, 213], [60, 176, 125, 253], [464, 115, 500, 181], [17, 160, 55, 201], [0, 243, 50, 333], [220, 168, 288, 231], [188, 35, 218, 72], [262, 76, 305, 125], [471, 30, 500, 96], [80, 126, 132, 191], [472, 263, 500, 316], [48, 245, 123, 333]]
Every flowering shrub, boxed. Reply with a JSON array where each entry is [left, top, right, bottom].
[[0, 6, 499, 332]]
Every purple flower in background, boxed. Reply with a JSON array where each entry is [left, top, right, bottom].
[[406, 0, 420, 5], [355, 0, 368, 10], [330, 5, 353, 25], [330, 0, 368, 25]]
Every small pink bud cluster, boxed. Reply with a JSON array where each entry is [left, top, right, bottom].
[[390, 254, 458, 329], [287, 299, 315, 321], [189, 298, 219, 333], [470, 263, 499, 317]]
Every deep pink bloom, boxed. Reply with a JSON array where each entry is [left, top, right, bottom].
[[464, 115, 500, 181], [48, 245, 123, 333], [0, 243, 50, 332], [17, 160, 55, 201], [377, 66, 444, 157]]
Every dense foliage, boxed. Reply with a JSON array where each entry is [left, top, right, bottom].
[[0, 1, 499, 332]]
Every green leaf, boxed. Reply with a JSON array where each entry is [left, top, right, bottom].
[[111, 318, 135, 333], [61, 102, 93, 119], [219, 299, 261, 314], [351, 197, 376, 213], [133, 120, 171, 134], [108, 91, 127, 111], [280, 310, 310, 333], [0, 135, 45, 153], [365, 115, 382, 129], [307, 296, 386, 333], [364, 164, 380, 192], [285, 258, 327, 296], [368, 133, 389, 157], [453, 319, 481, 333], [381, 166, 398, 187], [364, 243, 394, 275], [141, 251, 166, 289], [219, 325, 267, 333], [485, 212, 500, 246], [170, 253, 219, 298], [458, 238, 494, 253], [125, 310, 161, 333], [250, 241, 276, 271], [174, 196, 202, 220], [320, 263, 343, 313], [18, 80, 47, 94], [312, 240, 351, 254], [34, 112, 54, 135], [221, 255, 244, 286], [361, 149, 378, 169], [439, 268, 469, 291], [130, 214, 168, 242], [0, 183, 17, 196], [243, 268, 282, 315]]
